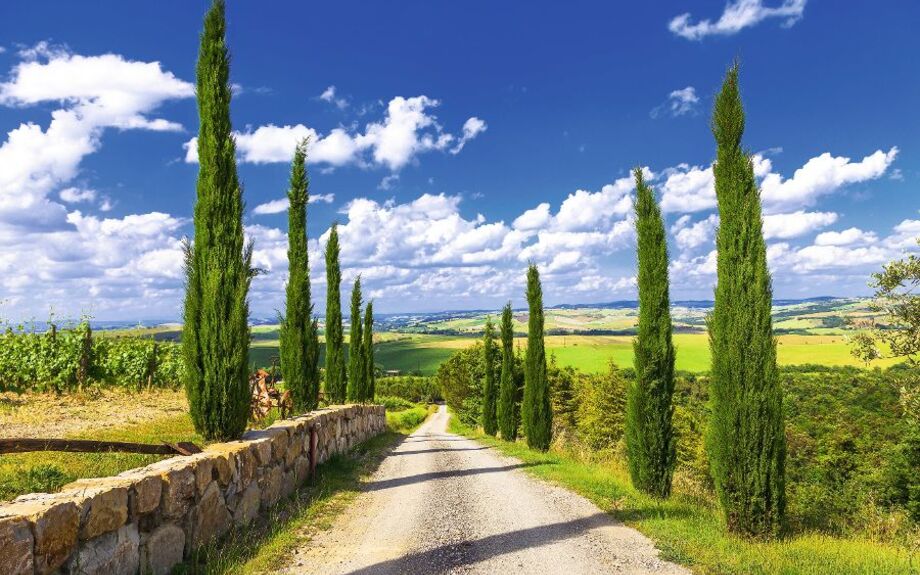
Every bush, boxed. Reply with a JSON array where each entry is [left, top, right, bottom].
[[376, 395, 416, 411], [375, 376, 441, 403], [574, 363, 628, 453]]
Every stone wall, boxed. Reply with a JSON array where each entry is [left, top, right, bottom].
[[0, 404, 386, 575]]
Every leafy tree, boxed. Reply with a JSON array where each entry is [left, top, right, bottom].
[[707, 63, 786, 537], [481, 317, 498, 435], [363, 301, 375, 401], [523, 264, 552, 451], [182, 0, 253, 441], [626, 167, 677, 498], [347, 277, 364, 402], [575, 362, 628, 452], [324, 225, 347, 403], [498, 303, 518, 440], [279, 139, 320, 412], [549, 356, 577, 430]]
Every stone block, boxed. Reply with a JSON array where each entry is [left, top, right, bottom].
[[140, 523, 184, 575], [9, 494, 79, 575], [232, 483, 260, 527], [77, 485, 128, 540], [190, 481, 231, 549], [65, 523, 139, 575], [159, 463, 196, 520], [260, 465, 282, 510], [0, 515, 34, 575]]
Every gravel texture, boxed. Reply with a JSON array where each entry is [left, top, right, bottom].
[[282, 404, 689, 574]]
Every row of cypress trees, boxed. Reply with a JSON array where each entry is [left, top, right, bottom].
[[184, 1, 376, 444], [625, 63, 786, 537], [481, 265, 553, 451]]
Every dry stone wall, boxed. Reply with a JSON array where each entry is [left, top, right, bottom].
[[0, 404, 386, 575]]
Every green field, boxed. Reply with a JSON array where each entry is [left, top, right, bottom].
[[246, 330, 900, 375]]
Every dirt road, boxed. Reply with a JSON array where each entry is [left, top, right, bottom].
[[283, 404, 688, 574]]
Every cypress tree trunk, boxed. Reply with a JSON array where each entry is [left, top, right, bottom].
[[481, 317, 498, 436], [523, 265, 552, 451], [324, 225, 347, 403], [708, 63, 786, 537], [347, 277, 364, 402], [280, 139, 319, 412], [183, 0, 253, 441], [497, 303, 517, 440], [362, 301, 375, 402], [626, 167, 677, 498]]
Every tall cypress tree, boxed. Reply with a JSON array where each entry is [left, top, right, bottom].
[[279, 139, 320, 412], [497, 303, 517, 440], [183, 0, 253, 441], [347, 277, 364, 402], [523, 265, 552, 451], [708, 63, 786, 537], [481, 317, 498, 436], [626, 168, 677, 498], [324, 225, 347, 403], [362, 301, 375, 402]]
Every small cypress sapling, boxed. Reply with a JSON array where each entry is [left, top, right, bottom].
[[523, 264, 552, 451], [497, 303, 517, 441], [347, 277, 364, 402], [183, 0, 253, 440], [481, 317, 498, 435], [324, 225, 347, 403], [707, 62, 786, 537], [626, 167, 677, 498], [362, 301, 375, 401]]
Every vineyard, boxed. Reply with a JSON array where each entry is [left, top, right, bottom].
[[0, 321, 183, 393]]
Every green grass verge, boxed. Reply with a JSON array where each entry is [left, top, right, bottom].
[[178, 404, 433, 574], [0, 414, 202, 501], [448, 417, 919, 575]]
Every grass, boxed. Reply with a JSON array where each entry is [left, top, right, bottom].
[[178, 404, 433, 574], [0, 413, 201, 501], [448, 417, 919, 575]]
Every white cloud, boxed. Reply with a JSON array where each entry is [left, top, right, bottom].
[[672, 214, 718, 250], [513, 203, 551, 231], [450, 117, 487, 154], [814, 227, 878, 246], [378, 173, 399, 190], [319, 85, 348, 110], [553, 175, 635, 232], [669, 0, 807, 40], [184, 95, 483, 171], [659, 163, 715, 213], [762, 210, 837, 239], [252, 193, 335, 215], [651, 86, 699, 118], [0, 45, 192, 228], [59, 187, 96, 204], [760, 147, 898, 211]]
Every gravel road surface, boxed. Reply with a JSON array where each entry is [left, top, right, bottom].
[[282, 404, 689, 574]]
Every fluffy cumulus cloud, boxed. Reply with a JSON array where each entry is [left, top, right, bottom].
[[651, 86, 699, 118], [251, 193, 335, 216], [0, 44, 194, 318], [669, 0, 807, 40], [184, 96, 485, 171]]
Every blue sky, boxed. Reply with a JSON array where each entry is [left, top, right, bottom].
[[0, 0, 917, 321]]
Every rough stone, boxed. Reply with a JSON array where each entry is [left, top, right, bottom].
[[280, 469, 297, 500], [232, 483, 260, 527], [9, 494, 80, 575], [71, 485, 129, 541], [0, 515, 34, 575], [260, 465, 283, 510], [140, 523, 185, 575], [190, 481, 231, 548], [159, 463, 196, 520], [65, 523, 139, 575], [193, 456, 214, 495]]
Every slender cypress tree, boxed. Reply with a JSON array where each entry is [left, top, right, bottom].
[[347, 277, 364, 402], [362, 301, 375, 401], [708, 63, 786, 537], [183, 0, 253, 441], [523, 265, 552, 451], [279, 139, 320, 412], [324, 225, 347, 403], [626, 167, 677, 498], [497, 303, 517, 440], [481, 317, 498, 435]]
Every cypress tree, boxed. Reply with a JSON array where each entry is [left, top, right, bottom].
[[324, 225, 347, 403], [347, 277, 364, 402], [279, 139, 320, 412], [182, 0, 253, 441], [708, 63, 786, 537], [523, 265, 552, 451], [497, 303, 517, 440], [481, 317, 498, 435], [362, 301, 375, 401], [626, 167, 677, 498]]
